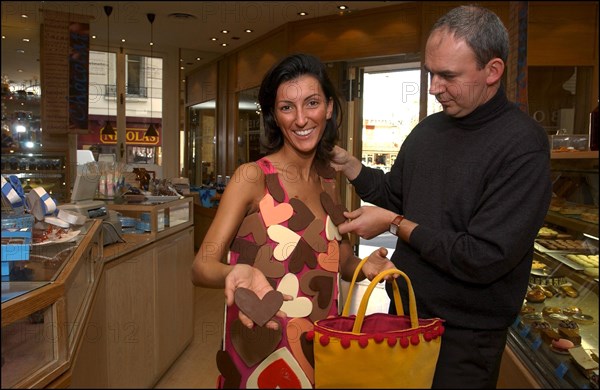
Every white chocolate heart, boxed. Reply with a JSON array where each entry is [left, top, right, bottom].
[[278, 274, 313, 318], [268, 224, 301, 261]]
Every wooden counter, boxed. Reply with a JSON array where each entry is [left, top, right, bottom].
[[1, 198, 195, 388]]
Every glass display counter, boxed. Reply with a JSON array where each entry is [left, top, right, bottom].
[[1, 219, 102, 388], [503, 151, 598, 389]]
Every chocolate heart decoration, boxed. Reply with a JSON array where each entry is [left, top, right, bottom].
[[216, 349, 242, 388], [288, 198, 315, 232], [286, 318, 315, 383], [300, 332, 315, 368], [289, 238, 317, 274], [230, 318, 282, 367], [301, 218, 327, 253], [320, 191, 347, 226], [314, 159, 336, 179], [234, 288, 284, 327], [300, 270, 335, 321], [260, 193, 293, 227], [231, 238, 260, 265], [317, 240, 339, 272], [237, 212, 267, 245], [246, 348, 312, 388], [265, 173, 285, 203], [253, 245, 285, 278]]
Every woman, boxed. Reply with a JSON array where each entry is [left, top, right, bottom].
[[191, 53, 392, 388]]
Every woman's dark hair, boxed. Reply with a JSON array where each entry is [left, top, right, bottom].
[[258, 53, 343, 162]]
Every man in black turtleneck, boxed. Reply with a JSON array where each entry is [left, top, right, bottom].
[[331, 5, 552, 389]]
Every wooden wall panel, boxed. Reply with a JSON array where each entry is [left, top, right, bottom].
[[186, 62, 218, 106], [235, 29, 287, 92], [288, 3, 420, 62], [528, 1, 598, 66]]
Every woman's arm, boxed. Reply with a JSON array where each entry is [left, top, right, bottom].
[[191, 162, 265, 288]]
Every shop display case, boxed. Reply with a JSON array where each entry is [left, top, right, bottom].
[[105, 196, 193, 240], [504, 152, 599, 388], [1, 219, 102, 388], [0, 151, 69, 204]]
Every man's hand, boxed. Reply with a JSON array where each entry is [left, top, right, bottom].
[[337, 205, 397, 239], [330, 145, 363, 180]]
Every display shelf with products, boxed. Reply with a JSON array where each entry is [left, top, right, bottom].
[[105, 196, 193, 240], [500, 155, 599, 389], [0, 151, 70, 204]]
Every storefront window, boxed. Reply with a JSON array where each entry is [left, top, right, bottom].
[[78, 50, 163, 166]]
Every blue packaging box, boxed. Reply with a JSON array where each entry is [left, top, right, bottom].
[[1, 227, 32, 275]]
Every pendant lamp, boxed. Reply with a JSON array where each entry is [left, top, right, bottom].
[[103, 5, 115, 136], [144, 13, 159, 138]]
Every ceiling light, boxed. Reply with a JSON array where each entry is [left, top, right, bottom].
[[196, 57, 201, 61], [298, 12, 308, 16], [211, 37, 218, 41], [338, 5, 348, 10], [22, 38, 30, 42], [20, 14, 28, 18], [245, 29, 253, 33], [221, 30, 229, 34], [221, 43, 227, 47]]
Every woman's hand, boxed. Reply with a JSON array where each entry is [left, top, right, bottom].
[[362, 247, 397, 281], [225, 264, 290, 330]]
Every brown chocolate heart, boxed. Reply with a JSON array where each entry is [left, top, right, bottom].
[[253, 245, 285, 278], [320, 191, 346, 226], [216, 349, 241, 388], [289, 238, 317, 274], [301, 218, 327, 253], [300, 269, 335, 321], [266, 173, 285, 203], [237, 212, 267, 245], [234, 288, 284, 327], [231, 238, 261, 265], [288, 198, 315, 232], [230, 319, 282, 367], [314, 159, 336, 179], [300, 332, 315, 368]]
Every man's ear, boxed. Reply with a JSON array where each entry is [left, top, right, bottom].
[[486, 58, 505, 85]]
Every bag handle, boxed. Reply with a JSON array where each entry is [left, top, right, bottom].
[[353, 267, 419, 333], [342, 257, 404, 317]]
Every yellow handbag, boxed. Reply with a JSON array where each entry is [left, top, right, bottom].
[[310, 258, 444, 388]]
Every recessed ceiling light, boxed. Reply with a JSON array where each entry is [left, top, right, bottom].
[[338, 5, 348, 10], [298, 11, 308, 16], [22, 38, 30, 42], [121, 38, 126, 43], [244, 29, 253, 33], [16, 49, 25, 54], [211, 37, 218, 41], [196, 57, 201, 61], [20, 14, 28, 18], [221, 30, 229, 34], [221, 43, 227, 47], [92, 35, 97, 39]]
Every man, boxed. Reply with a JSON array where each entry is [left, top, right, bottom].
[[331, 5, 552, 388]]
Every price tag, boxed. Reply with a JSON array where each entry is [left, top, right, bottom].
[[554, 362, 568, 379]]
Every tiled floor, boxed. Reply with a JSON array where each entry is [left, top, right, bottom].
[[154, 245, 392, 388]]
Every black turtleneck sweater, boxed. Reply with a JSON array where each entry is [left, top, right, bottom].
[[351, 88, 552, 329]]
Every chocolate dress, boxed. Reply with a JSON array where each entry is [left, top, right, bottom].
[[216, 157, 342, 388]]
